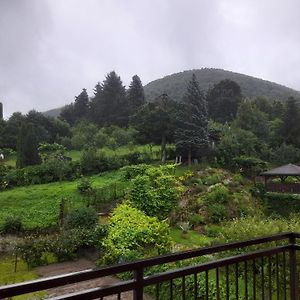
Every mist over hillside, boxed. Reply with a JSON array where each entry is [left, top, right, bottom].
[[43, 68, 300, 117]]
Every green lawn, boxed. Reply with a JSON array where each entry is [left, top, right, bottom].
[[0, 170, 124, 230], [0, 256, 46, 299]]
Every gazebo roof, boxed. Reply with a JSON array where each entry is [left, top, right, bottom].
[[261, 163, 300, 176]]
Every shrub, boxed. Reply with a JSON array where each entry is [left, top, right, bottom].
[[101, 202, 172, 265], [64, 207, 98, 230], [77, 177, 93, 195], [1, 216, 23, 234], [127, 165, 181, 219]]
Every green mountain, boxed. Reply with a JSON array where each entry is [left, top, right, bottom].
[[144, 68, 300, 102], [43, 68, 300, 117]]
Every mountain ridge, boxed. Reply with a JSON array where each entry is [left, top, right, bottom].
[[43, 68, 300, 117]]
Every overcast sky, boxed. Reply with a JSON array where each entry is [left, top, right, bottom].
[[1, 0, 300, 118]]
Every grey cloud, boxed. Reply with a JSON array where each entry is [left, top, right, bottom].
[[1, 0, 300, 118]]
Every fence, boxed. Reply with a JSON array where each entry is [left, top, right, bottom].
[[1, 232, 300, 299], [266, 182, 300, 194]]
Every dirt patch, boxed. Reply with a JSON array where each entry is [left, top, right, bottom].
[[37, 258, 152, 299]]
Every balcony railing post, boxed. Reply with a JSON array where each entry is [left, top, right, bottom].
[[289, 234, 299, 300], [133, 267, 144, 300]]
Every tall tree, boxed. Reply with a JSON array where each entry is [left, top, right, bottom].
[[207, 79, 242, 123], [175, 74, 208, 167], [131, 94, 178, 163], [127, 75, 145, 116], [282, 97, 300, 147], [89, 82, 103, 124], [100, 71, 128, 127], [16, 123, 41, 168], [74, 88, 89, 120]]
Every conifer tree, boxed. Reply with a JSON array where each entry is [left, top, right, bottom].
[[175, 74, 208, 167], [74, 88, 89, 120], [127, 75, 145, 116], [89, 82, 103, 124], [100, 71, 128, 127]]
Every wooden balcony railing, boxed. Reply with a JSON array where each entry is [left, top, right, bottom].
[[1, 232, 300, 299], [266, 182, 300, 194]]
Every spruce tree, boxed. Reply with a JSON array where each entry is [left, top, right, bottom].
[[89, 82, 103, 124], [100, 71, 128, 127], [74, 88, 89, 121], [16, 123, 41, 168], [175, 74, 208, 167], [127, 75, 145, 116]]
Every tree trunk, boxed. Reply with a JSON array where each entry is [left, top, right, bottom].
[[161, 134, 166, 164], [188, 145, 192, 168]]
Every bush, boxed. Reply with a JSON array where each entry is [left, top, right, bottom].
[[64, 207, 98, 230], [1, 216, 23, 234], [101, 202, 172, 265], [127, 165, 181, 219], [77, 177, 93, 195], [188, 214, 205, 227]]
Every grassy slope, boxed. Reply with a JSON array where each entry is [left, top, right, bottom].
[[0, 170, 123, 230]]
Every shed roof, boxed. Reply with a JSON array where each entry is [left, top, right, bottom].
[[261, 163, 300, 176]]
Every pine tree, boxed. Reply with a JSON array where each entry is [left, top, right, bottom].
[[16, 123, 41, 168], [74, 88, 89, 120], [175, 74, 208, 167], [89, 82, 103, 124], [100, 71, 128, 127], [127, 75, 145, 116]]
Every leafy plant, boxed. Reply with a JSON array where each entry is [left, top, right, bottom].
[[101, 202, 172, 265], [1, 216, 23, 234], [64, 207, 98, 230]]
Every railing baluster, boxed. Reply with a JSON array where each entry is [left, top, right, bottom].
[[226, 265, 229, 300], [170, 279, 173, 300], [261, 257, 265, 300], [117, 292, 121, 300], [253, 258, 256, 300], [193, 273, 197, 300], [182, 276, 186, 300], [268, 256, 272, 300], [156, 283, 159, 300], [276, 253, 279, 300], [205, 270, 209, 300], [235, 263, 239, 300], [283, 251, 287, 300], [244, 260, 248, 300], [216, 267, 220, 300]]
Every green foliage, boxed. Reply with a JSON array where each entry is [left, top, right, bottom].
[[16, 226, 107, 267], [16, 122, 41, 168], [188, 214, 205, 227], [233, 155, 268, 177], [77, 176, 93, 195], [1, 216, 23, 234], [271, 143, 300, 164], [216, 216, 300, 246], [144, 68, 300, 104], [127, 165, 181, 219], [64, 207, 98, 230], [175, 74, 208, 165], [0, 170, 122, 230], [265, 193, 300, 217], [101, 202, 172, 265], [207, 79, 242, 123], [127, 74, 145, 115]]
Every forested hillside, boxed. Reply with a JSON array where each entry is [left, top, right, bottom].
[[144, 68, 300, 102]]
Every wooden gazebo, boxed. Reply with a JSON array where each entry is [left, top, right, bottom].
[[260, 163, 300, 193]]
